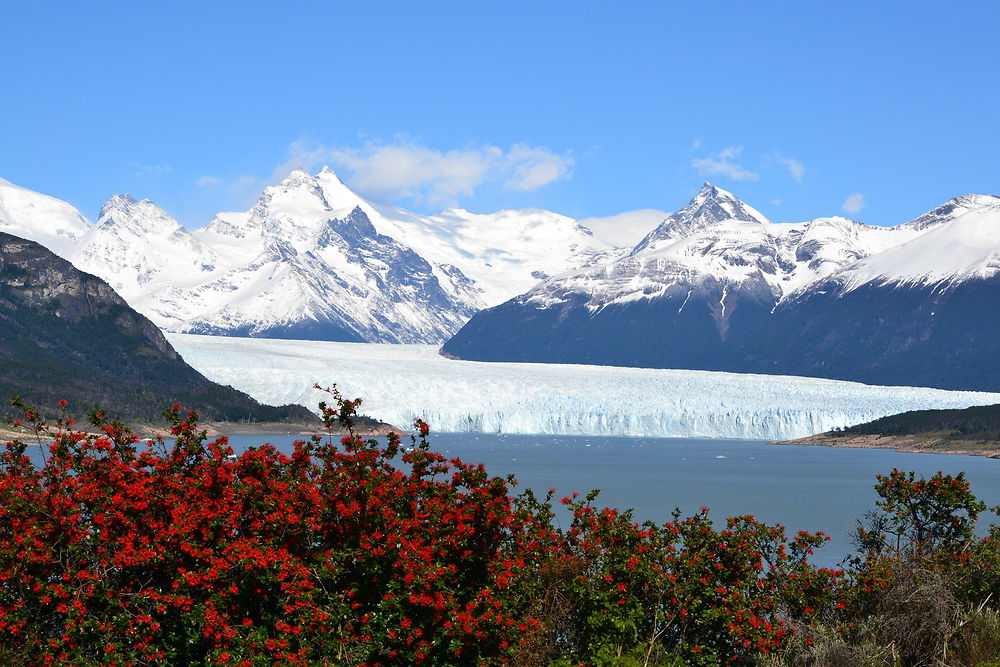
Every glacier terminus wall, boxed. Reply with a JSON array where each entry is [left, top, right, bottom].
[[168, 334, 1000, 441]]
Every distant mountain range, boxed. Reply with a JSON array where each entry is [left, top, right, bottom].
[[4, 171, 1000, 392], [0, 171, 611, 343], [442, 183, 1000, 392], [0, 232, 315, 422]]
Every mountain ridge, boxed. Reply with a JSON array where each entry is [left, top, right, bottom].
[[441, 184, 1000, 392], [0, 169, 612, 343]]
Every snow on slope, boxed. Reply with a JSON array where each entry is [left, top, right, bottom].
[[630, 182, 770, 254], [0, 177, 90, 255], [0, 171, 624, 343], [518, 186, 919, 313], [301, 168, 615, 307], [72, 194, 219, 300], [168, 333, 1000, 440], [163, 168, 613, 338], [371, 205, 616, 307], [840, 194, 1000, 290], [180, 181, 477, 343]]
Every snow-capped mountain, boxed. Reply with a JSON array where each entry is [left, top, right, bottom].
[[284, 167, 615, 308], [837, 194, 1000, 289], [72, 194, 219, 301], [0, 170, 617, 343], [105, 170, 482, 343], [454, 183, 912, 337], [442, 185, 1000, 392], [0, 177, 90, 255], [629, 182, 771, 253]]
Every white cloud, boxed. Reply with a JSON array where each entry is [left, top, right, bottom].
[[843, 192, 866, 214], [773, 154, 806, 182], [771, 199, 782, 206], [325, 139, 573, 206], [206, 138, 574, 212], [502, 144, 574, 192], [329, 143, 499, 204], [718, 146, 742, 161], [578, 209, 668, 246], [691, 146, 759, 182]]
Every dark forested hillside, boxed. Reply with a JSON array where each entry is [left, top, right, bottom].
[[839, 403, 1000, 439], [0, 232, 316, 423]]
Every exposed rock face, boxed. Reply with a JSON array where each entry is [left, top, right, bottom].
[[0, 232, 313, 422]]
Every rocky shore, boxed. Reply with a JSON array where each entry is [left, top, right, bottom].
[[772, 432, 1000, 459]]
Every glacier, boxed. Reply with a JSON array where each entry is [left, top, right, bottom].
[[168, 333, 1000, 440]]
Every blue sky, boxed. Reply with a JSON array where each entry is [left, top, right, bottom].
[[2, 1, 998, 232]]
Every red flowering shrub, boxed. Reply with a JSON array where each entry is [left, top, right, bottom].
[[4, 393, 997, 665], [0, 391, 554, 665]]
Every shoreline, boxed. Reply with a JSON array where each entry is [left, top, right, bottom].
[[7, 423, 996, 459], [0, 421, 406, 444], [772, 433, 1000, 459]]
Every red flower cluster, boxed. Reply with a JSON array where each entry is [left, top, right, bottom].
[[4, 392, 995, 665], [0, 392, 550, 664]]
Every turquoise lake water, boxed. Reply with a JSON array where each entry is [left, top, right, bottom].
[[225, 432, 1000, 567]]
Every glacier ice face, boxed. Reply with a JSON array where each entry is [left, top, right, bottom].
[[168, 333, 1000, 440]]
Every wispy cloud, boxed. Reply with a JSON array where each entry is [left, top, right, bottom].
[[502, 144, 574, 192], [132, 163, 172, 177], [268, 139, 331, 183], [772, 154, 806, 182], [691, 146, 759, 181], [329, 143, 499, 204], [203, 137, 573, 211], [326, 139, 573, 206], [842, 192, 866, 214]]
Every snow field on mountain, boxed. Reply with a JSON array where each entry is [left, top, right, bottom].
[[841, 196, 1000, 289], [0, 177, 91, 255], [168, 333, 1000, 440]]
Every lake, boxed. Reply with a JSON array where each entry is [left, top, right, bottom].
[[223, 432, 1000, 567]]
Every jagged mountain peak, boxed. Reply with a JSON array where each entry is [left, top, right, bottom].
[[630, 182, 769, 254], [97, 194, 182, 236], [684, 182, 768, 221], [281, 167, 318, 184], [902, 192, 1000, 231], [320, 206, 379, 242], [106, 192, 139, 205]]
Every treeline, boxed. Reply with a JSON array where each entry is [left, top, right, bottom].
[[837, 403, 1000, 439]]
